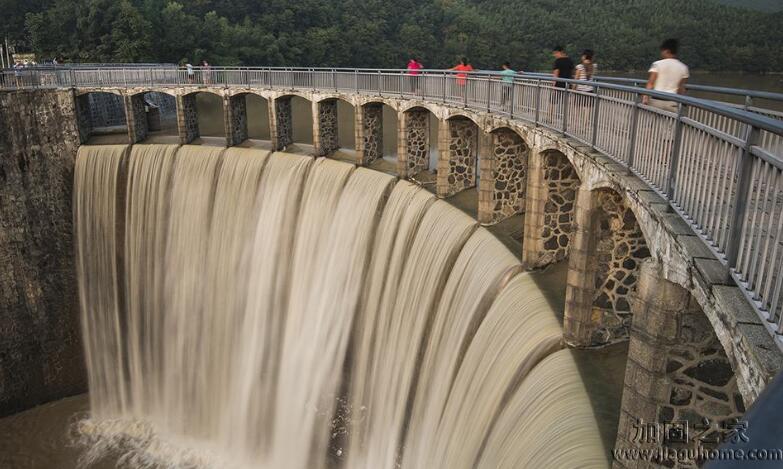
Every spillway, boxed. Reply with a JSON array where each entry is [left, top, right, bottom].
[[73, 143, 608, 468]]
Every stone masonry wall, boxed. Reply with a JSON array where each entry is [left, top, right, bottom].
[[400, 108, 430, 177], [615, 262, 745, 469], [478, 128, 528, 224], [362, 103, 383, 164], [542, 150, 580, 263], [226, 94, 249, 146], [274, 96, 293, 149], [178, 93, 199, 144], [0, 89, 86, 416], [438, 117, 478, 197], [317, 99, 339, 156], [591, 188, 650, 345]]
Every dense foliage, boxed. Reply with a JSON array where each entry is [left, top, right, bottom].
[[4, 0, 782, 71]]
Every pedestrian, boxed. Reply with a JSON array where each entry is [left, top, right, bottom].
[[499, 61, 516, 110], [13, 61, 24, 88], [552, 46, 574, 88], [643, 38, 689, 112], [185, 60, 195, 83], [201, 60, 211, 84], [550, 46, 574, 117], [407, 57, 423, 94], [574, 49, 596, 93], [450, 57, 474, 86], [450, 57, 474, 100]]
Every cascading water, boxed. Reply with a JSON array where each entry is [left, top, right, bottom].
[[74, 143, 609, 469]]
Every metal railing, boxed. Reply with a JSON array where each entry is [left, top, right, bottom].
[[2, 65, 783, 345]]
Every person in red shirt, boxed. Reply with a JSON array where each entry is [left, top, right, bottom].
[[450, 57, 473, 86], [407, 57, 423, 94]]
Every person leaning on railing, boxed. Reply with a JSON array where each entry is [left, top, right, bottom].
[[643, 38, 689, 112]]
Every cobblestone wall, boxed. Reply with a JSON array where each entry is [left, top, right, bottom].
[[479, 128, 528, 224], [317, 99, 339, 156], [542, 150, 580, 262], [178, 93, 199, 143], [226, 94, 248, 146], [274, 96, 293, 149], [362, 103, 383, 164], [401, 108, 430, 177], [591, 188, 650, 345], [0, 89, 85, 416], [438, 116, 478, 197], [615, 262, 745, 469], [128, 93, 148, 143]]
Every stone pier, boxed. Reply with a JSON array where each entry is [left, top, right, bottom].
[[75, 93, 92, 143], [125, 93, 148, 144], [522, 149, 581, 268], [314, 99, 339, 156], [564, 185, 649, 347], [397, 108, 430, 178], [437, 116, 479, 198], [614, 261, 745, 469], [477, 127, 528, 224], [224, 93, 248, 146], [360, 102, 383, 165], [176, 93, 199, 144], [271, 96, 293, 150]]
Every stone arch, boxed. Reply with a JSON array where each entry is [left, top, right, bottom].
[[437, 115, 481, 198], [477, 126, 530, 224], [399, 106, 438, 179], [399, 101, 442, 118], [228, 92, 270, 142], [129, 90, 178, 138], [75, 91, 129, 143], [277, 94, 313, 147]]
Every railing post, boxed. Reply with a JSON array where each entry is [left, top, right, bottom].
[[726, 126, 761, 267], [534, 80, 541, 126], [625, 93, 642, 168], [509, 83, 515, 119], [561, 88, 569, 134], [354, 69, 358, 93], [377, 69, 382, 96], [590, 87, 601, 148], [442, 73, 447, 103], [486, 77, 492, 112], [664, 104, 687, 197], [464, 76, 469, 108], [331, 68, 336, 91]]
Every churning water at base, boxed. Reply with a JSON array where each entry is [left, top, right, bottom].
[[73, 144, 608, 469]]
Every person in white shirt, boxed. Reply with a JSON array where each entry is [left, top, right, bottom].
[[643, 38, 689, 112]]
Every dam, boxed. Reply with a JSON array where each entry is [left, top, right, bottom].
[[1, 66, 782, 468]]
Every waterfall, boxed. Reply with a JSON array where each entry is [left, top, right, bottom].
[[73, 143, 609, 469]]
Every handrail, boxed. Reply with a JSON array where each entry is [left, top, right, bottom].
[[3, 65, 783, 346], [4, 64, 782, 105]]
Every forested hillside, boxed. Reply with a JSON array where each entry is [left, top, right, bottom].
[[716, 0, 783, 12], [4, 0, 782, 71]]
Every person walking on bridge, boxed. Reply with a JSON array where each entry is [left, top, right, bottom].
[[550, 46, 574, 119], [643, 38, 689, 112], [407, 57, 423, 95], [450, 57, 474, 101], [499, 62, 516, 110]]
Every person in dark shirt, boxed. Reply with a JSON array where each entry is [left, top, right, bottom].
[[552, 46, 575, 88]]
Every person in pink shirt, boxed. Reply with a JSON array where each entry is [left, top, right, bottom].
[[407, 57, 423, 94]]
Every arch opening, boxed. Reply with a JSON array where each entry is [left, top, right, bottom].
[[140, 91, 178, 141], [192, 91, 226, 141], [362, 101, 398, 175], [76, 91, 128, 144]]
